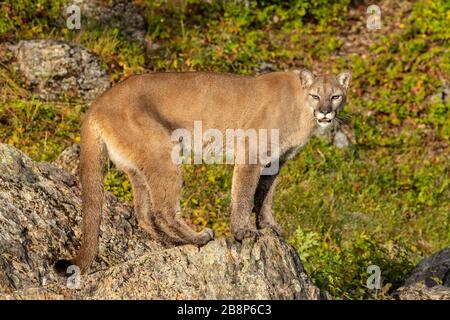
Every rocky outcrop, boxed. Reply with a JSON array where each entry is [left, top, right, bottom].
[[0, 143, 321, 300], [0, 143, 158, 294], [394, 248, 450, 300], [1, 230, 321, 300], [8, 40, 110, 101]]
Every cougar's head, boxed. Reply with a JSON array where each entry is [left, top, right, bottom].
[[299, 69, 352, 128]]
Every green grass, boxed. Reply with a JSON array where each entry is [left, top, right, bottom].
[[0, 0, 449, 299]]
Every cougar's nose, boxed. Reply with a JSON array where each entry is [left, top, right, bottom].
[[319, 107, 332, 114]]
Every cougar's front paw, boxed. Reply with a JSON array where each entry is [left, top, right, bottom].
[[232, 227, 261, 242], [196, 228, 215, 246]]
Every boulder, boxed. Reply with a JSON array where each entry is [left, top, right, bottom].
[[0, 143, 321, 300], [9, 40, 110, 101], [0, 143, 158, 294], [393, 248, 450, 300]]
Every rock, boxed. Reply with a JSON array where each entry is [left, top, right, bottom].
[[393, 248, 450, 300], [66, 0, 147, 45], [9, 40, 110, 101], [402, 248, 450, 287], [0, 143, 320, 299], [54, 144, 80, 176], [393, 283, 450, 300], [0, 143, 158, 295], [1, 230, 321, 300]]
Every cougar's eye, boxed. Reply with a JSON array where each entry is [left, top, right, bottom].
[[310, 94, 320, 100], [331, 95, 342, 100]]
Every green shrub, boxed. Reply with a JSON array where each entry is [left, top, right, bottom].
[[292, 227, 415, 299], [0, 0, 66, 40]]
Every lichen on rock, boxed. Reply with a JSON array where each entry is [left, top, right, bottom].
[[8, 40, 110, 101]]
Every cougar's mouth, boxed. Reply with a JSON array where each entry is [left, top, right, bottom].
[[314, 111, 335, 126], [315, 117, 334, 127]]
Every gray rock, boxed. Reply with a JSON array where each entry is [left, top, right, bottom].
[[0, 143, 158, 294], [54, 144, 80, 176], [0, 143, 320, 299], [66, 0, 147, 45], [1, 230, 321, 300], [394, 283, 450, 300], [393, 248, 450, 300], [9, 40, 110, 101]]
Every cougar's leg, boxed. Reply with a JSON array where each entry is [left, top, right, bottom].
[[127, 169, 182, 246], [254, 173, 284, 237], [230, 164, 262, 241], [139, 157, 214, 246]]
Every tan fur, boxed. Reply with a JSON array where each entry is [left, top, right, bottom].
[[56, 69, 351, 273]]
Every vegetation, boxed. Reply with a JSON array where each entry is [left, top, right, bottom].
[[0, 0, 448, 299]]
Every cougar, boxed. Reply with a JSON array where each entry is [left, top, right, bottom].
[[55, 69, 351, 273]]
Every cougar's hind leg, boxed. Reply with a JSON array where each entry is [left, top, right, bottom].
[[116, 115, 214, 247], [126, 167, 195, 246], [126, 169, 174, 245], [139, 156, 214, 246]]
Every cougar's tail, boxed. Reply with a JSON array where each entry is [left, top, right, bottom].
[[55, 117, 106, 274]]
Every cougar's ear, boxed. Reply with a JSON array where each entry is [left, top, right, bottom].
[[336, 71, 352, 90], [299, 69, 315, 88]]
